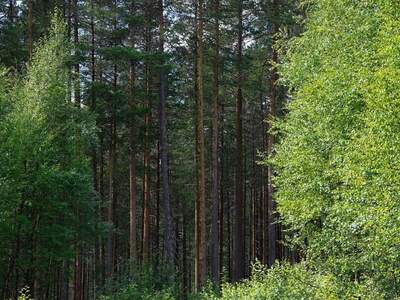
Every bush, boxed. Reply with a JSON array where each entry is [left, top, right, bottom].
[[211, 262, 386, 300], [99, 264, 176, 300]]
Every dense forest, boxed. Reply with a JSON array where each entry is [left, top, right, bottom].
[[1, 0, 400, 299]]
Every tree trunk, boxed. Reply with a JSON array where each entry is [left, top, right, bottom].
[[128, 0, 137, 271], [141, 18, 151, 263], [156, 142, 160, 262], [99, 131, 105, 286], [210, 0, 220, 286], [106, 67, 118, 278], [73, 252, 82, 300], [182, 213, 188, 300], [233, 0, 245, 282], [194, 0, 206, 291], [219, 104, 225, 279], [73, 0, 80, 105], [158, 0, 176, 264]]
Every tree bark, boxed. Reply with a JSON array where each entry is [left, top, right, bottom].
[[158, 0, 176, 264], [106, 66, 118, 278], [182, 213, 188, 300], [219, 104, 225, 279], [194, 0, 206, 291], [210, 0, 221, 286], [73, 0, 80, 105], [233, 0, 245, 282], [141, 14, 151, 263], [128, 0, 137, 271], [156, 142, 160, 262], [73, 251, 82, 300]]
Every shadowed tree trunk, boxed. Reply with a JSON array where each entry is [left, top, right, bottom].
[[158, 0, 176, 265], [233, 0, 245, 282], [194, 0, 206, 291], [106, 66, 118, 278], [128, 0, 137, 271], [73, 0, 80, 105], [211, 0, 221, 286], [141, 5, 151, 262]]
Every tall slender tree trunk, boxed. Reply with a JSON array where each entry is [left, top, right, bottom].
[[194, 0, 206, 291], [182, 213, 188, 300], [72, 1, 82, 298], [251, 117, 257, 264], [73, 252, 82, 300], [106, 119, 115, 278], [99, 133, 105, 287], [128, 0, 137, 271], [233, 0, 245, 282], [158, 0, 175, 264], [73, 0, 80, 105], [267, 0, 279, 267], [106, 67, 118, 278], [219, 104, 225, 278], [228, 192, 232, 281], [156, 142, 161, 262], [89, 3, 100, 294], [261, 93, 268, 265], [141, 15, 151, 263], [210, 0, 221, 286]]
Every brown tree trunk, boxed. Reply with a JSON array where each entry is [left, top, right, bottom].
[[99, 131, 105, 286], [251, 118, 257, 264], [210, 0, 220, 286], [73, 0, 80, 105], [194, 0, 206, 291], [89, 3, 99, 294], [182, 213, 188, 300], [128, 0, 137, 271], [156, 142, 160, 262], [232, 0, 245, 282], [106, 67, 118, 278], [73, 252, 82, 300], [141, 18, 151, 263], [72, 2, 82, 294], [261, 93, 268, 265], [219, 105, 225, 279], [158, 0, 176, 264]]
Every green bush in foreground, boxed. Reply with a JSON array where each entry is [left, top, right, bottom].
[[211, 262, 391, 300], [104, 262, 388, 300], [98, 265, 176, 300]]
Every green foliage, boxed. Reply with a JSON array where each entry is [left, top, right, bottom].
[[206, 262, 388, 300], [99, 265, 176, 300], [17, 287, 33, 300], [100, 283, 174, 300], [0, 13, 97, 294], [271, 0, 400, 298]]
